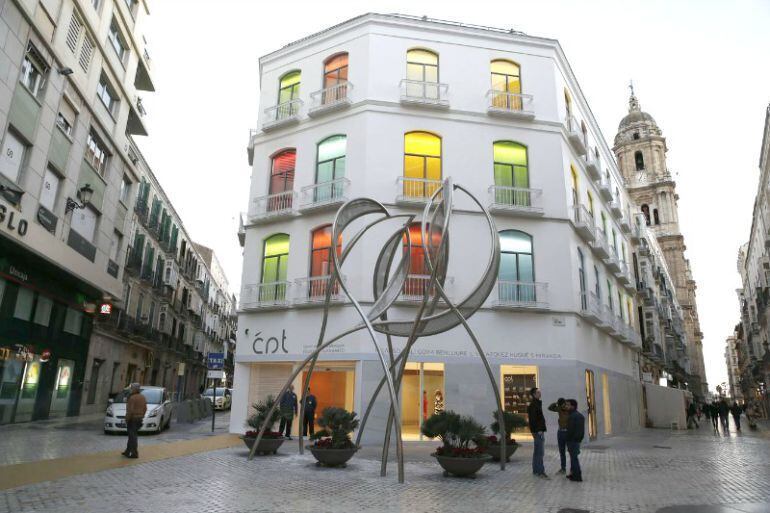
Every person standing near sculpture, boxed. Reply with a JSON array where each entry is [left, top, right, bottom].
[[301, 389, 317, 436], [527, 387, 548, 479], [279, 385, 298, 440], [565, 399, 585, 482], [548, 397, 570, 474]]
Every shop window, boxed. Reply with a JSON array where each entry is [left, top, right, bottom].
[[13, 287, 34, 321], [33, 295, 53, 326], [403, 131, 441, 199], [490, 59, 521, 110], [401, 362, 444, 439], [492, 141, 529, 206], [63, 307, 83, 335], [500, 364, 538, 435]]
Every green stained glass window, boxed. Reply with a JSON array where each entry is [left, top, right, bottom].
[[493, 141, 529, 206], [499, 230, 534, 302], [261, 234, 289, 301]]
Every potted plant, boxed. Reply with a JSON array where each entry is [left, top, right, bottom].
[[307, 407, 360, 467], [421, 410, 491, 478], [483, 410, 526, 462], [242, 395, 285, 455]]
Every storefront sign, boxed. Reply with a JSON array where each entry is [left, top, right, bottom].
[[252, 330, 288, 354], [36, 206, 57, 234], [0, 203, 28, 237], [99, 303, 112, 315], [0, 346, 35, 362], [40, 349, 51, 363], [8, 265, 28, 282], [177, 362, 186, 376]]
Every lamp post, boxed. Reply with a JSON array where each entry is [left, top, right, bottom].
[[65, 184, 94, 214]]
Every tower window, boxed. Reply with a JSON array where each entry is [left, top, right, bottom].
[[635, 151, 644, 171], [641, 204, 650, 226], [653, 208, 660, 225], [633, 132, 640, 140]]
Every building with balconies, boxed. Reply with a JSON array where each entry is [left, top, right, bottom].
[[232, 14, 644, 442], [0, 0, 158, 424]]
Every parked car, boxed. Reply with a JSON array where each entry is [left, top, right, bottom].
[[104, 386, 174, 435], [202, 387, 231, 410]]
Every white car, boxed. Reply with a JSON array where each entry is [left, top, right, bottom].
[[202, 387, 231, 410], [104, 386, 174, 434]]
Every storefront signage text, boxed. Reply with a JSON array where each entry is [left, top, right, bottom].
[[252, 330, 288, 354], [0, 344, 35, 362], [0, 204, 28, 237], [8, 266, 28, 282]]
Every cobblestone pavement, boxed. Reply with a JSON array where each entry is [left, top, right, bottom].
[[0, 410, 231, 465], [0, 418, 768, 513]]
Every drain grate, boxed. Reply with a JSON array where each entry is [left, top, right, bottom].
[[653, 445, 672, 449], [557, 509, 590, 513]]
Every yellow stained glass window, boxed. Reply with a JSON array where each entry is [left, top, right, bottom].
[[491, 60, 521, 110], [403, 132, 441, 198]]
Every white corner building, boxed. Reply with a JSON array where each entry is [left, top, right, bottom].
[[232, 14, 645, 442]]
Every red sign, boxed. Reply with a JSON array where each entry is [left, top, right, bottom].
[[99, 303, 112, 315], [40, 350, 51, 363]]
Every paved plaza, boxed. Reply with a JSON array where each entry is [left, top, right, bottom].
[[0, 415, 768, 513]]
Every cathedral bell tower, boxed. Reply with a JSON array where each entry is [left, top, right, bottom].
[[613, 85, 708, 397]]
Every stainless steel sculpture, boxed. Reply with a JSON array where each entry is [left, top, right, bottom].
[[247, 178, 506, 483]]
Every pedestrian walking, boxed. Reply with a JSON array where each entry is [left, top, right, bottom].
[[710, 402, 719, 433], [122, 383, 146, 459], [301, 389, 317, 436], [696, 403, 702, 423], [686, 402, 698, 429], [548, 397, 570, 474], [718, 399, 730, 433], [730, 402, 742, 432], [527, 387, 548, 479], [565, 398, 585, 482], [279, 385, 298, 440]]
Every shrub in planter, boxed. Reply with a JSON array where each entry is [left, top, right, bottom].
[[307, 407, 360, 467], [242, 395, 285, 455], [421, 410, 491, 478], [484, 410, 527, 462]]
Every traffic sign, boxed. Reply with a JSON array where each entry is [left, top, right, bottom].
[[207, 353, 224, 370]]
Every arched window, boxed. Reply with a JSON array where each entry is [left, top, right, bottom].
[[490, 59, 521, 110], [316, 135, 346, 201], [406, 49, 439, 100], [581, 120, 588, 146], [587, 191, 594, 216], [606, 280, 613, 312], [499, 230, 535, 302], [570, 166, 579, 206], [594, 266, 601, 300], [578, 248, 587, 309], [641, 204, 651, 225], [653, 208, 660, 225], [635, 150, 644, 171], [268, 149, 295, 211], [323, 53, 349, 103], [309, 225, 342, 298], [493, 141, 529, 206], [403, 131, 441, 199], [261, 234, 290, 301], [276, 70, 301, 119], [401, 223, 441, 298], [564, 89, 572, 118]]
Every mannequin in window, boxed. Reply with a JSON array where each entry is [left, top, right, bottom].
[[434, 389, 444, 415], [641, 204, 651, 226]]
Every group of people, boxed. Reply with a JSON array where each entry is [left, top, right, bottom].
[[527, 387, 586, 482], [277, 385, 319, 439], [687, 398, 761, 434]]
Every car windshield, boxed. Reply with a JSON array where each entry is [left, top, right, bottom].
[[203, 388, 227, 396], [113, 388, 163, 404]]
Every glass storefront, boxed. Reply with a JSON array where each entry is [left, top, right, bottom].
[[500, 364, 538, 435], [401, 362, 444, 440]]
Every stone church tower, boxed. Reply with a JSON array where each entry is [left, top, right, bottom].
[[613, 88, 708, 397]]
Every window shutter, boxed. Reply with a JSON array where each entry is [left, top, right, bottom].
[[66, 13, 82, 53], [79, 35, 94, 72]]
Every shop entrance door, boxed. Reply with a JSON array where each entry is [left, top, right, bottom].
[[301, 364, 355, 435], [13, 357, 42, 423], [585, 369, 597, 440], [401, 362, 445, 440], [49, 359, 75, 418], [500, 365, 538, 437]]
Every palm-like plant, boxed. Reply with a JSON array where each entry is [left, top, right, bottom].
[[246, 395, 283, 437], [421, 410, 487, 457], [489, 410, 527, 441], [310, 407, 360, 449]]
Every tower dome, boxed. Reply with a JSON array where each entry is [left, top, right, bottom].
[[614, 87, 661, 145]]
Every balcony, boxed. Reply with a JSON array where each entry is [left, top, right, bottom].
[[485, 90, 534, 120], [563, 115, 587, 156], [299, 178, 350, 213], [487, 185, 543, 217], [399, 79, 449, 108], [620, 213, 633, 233], [396, 177, 443, 205], [590, 229, 610, 259], [247, 128, 257, 166], [309, 82, 353, 117], [397, 274, 455, 304], [630, 215, 645, 243], [598, 175, 613, 201], [262, 99, 303, 131], [604, 250, 621, 273], [491, 280, 549, 311], [248, 190, 297, 223], [618, 320, 631, 344], [293, 275, 347, 307], [609, 199, 623, 218], [579, 291, 606, 327], [240, 282, 292, 310], [570, 204, 596, 242], [583, 150, 601, 180], [238, 212, 246, 247]]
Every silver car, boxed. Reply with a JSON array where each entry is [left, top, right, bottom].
[[202, 387, 231, 410], [104, 386, 174, 434]]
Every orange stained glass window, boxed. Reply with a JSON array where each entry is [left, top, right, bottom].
[[324, 53, 349, 87], [310, 225, 342, 278], [268, 149, 295, 212]]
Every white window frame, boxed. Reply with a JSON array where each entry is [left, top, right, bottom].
[[39, 166, 61, 211], [119, 175, 131, 205], [96, 73, 119, 116], [71, 205, 98, 243], [85, 130, 109, 175], [20, 42, 49, 99], [0, 131, 27, 184], [108, 18, 129, 65]]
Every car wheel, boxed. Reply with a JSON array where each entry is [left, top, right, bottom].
[[104, 429, 110, 435], [157, 418, 164, 434]]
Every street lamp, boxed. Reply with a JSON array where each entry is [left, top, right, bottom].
[[65, 184, 94, 214]]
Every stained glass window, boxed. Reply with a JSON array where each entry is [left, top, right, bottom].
[[499, 230, 534, 302], [403, 132, 441, 199], [323, 53, 349, 103], [276, 70, 301, 119], [261, 234, 289, 301], [493, 141, 529, 206], [268, 149, 295, 211], [490, 60, 521, 110], [406, 49, 438, 99]]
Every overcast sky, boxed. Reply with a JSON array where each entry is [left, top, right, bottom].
[[135, 0, 770, 393]]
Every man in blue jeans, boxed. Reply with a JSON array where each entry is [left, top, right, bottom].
[[527, 387, 548, 479], [548, 397, 570, 474], [565, 398, 585, 482]]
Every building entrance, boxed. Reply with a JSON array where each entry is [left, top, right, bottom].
[[301, 363, 355, 430], [401, 362, 444, 440]]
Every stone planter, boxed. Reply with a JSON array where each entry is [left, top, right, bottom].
[[306, 445, 359, 467], [434, 453, 492, 478], [241, 436, 285, 455], [485, 442, 520, 462]]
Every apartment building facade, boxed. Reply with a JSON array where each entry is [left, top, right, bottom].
[[725, 332, 743, 403], [232, 14, 647, 443], [0, 0, 155, 424]]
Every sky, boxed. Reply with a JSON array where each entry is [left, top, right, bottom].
[[135, 0, 770, 393]]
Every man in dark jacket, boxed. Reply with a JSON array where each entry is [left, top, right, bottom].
[[730, 402, 742, 431], [301, 389, 318, 436], [123, 383, 146, 459], [548, 397, 569, 474], [565, 398, 585, 482], [527, 387, 548, 479], [718, 399, 730, 433], [279, 385, 298, 439]]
